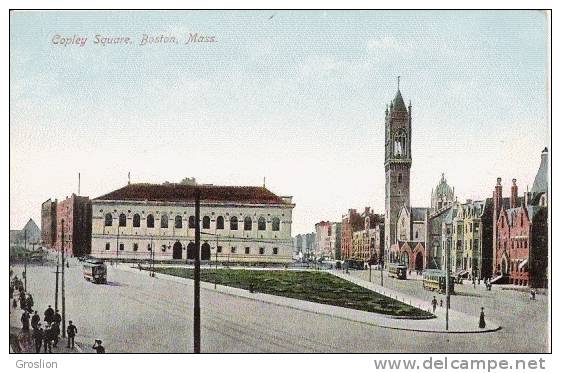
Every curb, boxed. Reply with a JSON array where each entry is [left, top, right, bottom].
[[117, 265, 501, 334]]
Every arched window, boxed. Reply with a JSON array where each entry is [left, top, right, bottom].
[[258, 217, 266, 231], [230, 216, 238, 230], [119, 213, 126, 227], [216, 216, 224, 230], [203, 216, 210, 229], [272, 217, 280, 231], [161, 214, 168, 228], [175, 215, 182, 229], [244, 217, 252, 231], [133, 214, 140, 228], [104, 213, 113, 227], [189, 216, 195, 228], [147, 214, 154, 228]]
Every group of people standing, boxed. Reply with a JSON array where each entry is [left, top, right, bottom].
[[11, 274, 79, 353]]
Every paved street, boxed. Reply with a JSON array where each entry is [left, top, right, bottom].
[[10, 261, 549, 353]]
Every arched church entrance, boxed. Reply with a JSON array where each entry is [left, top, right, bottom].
[[414, 252, 423, 271], [401, 252, 409, 268], [172, 241, 182, 260]]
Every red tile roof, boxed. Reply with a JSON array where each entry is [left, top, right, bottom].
[[93, 183, 290, 205]]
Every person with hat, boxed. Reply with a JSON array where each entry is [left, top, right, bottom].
[[44, 305, 54, 324], [67, 321, 78, 349], [92, 339, 105, 353], [32, 323, 44, 353], [31, 311, 40, 330], [479, 307, 486, 329]]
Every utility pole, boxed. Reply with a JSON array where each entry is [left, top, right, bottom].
[[24, 229, 28, 292], [150, 236, 155, 277], [193, 189, 201, 353], [445, 239, 450, 331], [215, 229, 218, 289], [54, 258, 60, 310], [61, 219, 67, 338]]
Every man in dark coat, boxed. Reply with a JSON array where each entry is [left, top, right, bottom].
[[53, 309, 62, 326], [50, 321, 60, 347], [31, 311, 40, 330], [92, 339, 105, 353], [43, 324, 53, 353], [32, 324, 44, 353], [44, 305, 54, 324], [479, 307, 486, 329], [67, 321, 78, 349], [21, 310, 30, 331]]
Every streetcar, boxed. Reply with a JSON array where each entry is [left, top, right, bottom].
[[83, 259, 107, 284], [387, 263, 407, 280], [422, 269, 455, 294]]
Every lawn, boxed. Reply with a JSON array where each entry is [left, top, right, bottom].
[[154, 267, 431, 317]]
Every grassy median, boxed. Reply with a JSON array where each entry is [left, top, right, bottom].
[[154, 267, 430, 317]]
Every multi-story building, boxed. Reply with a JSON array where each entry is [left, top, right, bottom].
[[493, 148, 548, 287], [56, 194, 92, 257], [41, 198, 57, 248], [90, 183, 295, 263], [293, 232, 316, 260], [330, 222, 342, 260], [342, 207, 383, 262], [314, 221, 333, 258]]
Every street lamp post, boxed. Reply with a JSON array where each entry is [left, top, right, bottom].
[[193, 189, 201, 353], [116, 226, 120, 263]]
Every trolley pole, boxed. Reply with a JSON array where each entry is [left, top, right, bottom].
[[193, 189, 201, 353], [445, 239, 449, 331], [61, 219, 66, 338]]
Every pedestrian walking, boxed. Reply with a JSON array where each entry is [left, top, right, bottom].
[[44, 305, 54, 324], [31, 311, 40, 330], [26, 294, 34, 312], [51, 321, 60, 347], [473, 279, 476, 288], [12, 298, 17, 308], [530, 289, 536, 300], [21, 310, 30, 331], [19, 292, 26, 310], [32, 324, 44, 353], [431, 296, 437, 313], [92, 339, 105, 353], [67, 321, 78, 349], [440, 299, 443, 307], [54, 309, 62, 326], [479, 307, 486, 329], [43, 324, 53, 353]]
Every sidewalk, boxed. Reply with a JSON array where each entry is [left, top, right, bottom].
[[117, 265, 500, 334]]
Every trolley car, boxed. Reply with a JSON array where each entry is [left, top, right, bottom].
[[387, 263, 407, 280], [83, 259, 107, 284], [422, 269, 455, 294]]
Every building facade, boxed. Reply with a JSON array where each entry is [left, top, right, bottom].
[[41, 198, 57, 248], [55, 194, 92, 257], [314, 221, 333, 258], [90, 183, 295, 263], [342, 207, 383, 262], [493, 148, 548, 287]]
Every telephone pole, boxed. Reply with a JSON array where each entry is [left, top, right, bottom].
[[54, 259, 60, 310], [24, 229, 27, 292], [193, 189, 201, 353], [61, 219, 66, 338]]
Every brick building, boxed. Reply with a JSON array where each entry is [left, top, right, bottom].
[[341, 207, 384, 262], [56, 194, 92, 257], [493, 148, 548, 288], [41, 198, 57, 248]]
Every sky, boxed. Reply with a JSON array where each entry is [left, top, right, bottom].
[[10, 10, 549, 235]]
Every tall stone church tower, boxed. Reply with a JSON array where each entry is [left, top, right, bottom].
[[384, 82, 412, 253]]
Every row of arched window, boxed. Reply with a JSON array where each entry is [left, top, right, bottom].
[[104, 213, 281, 231]]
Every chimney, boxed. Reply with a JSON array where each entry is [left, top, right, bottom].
[[494, 177, 503, 213], [511, 179, 518, 208]]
